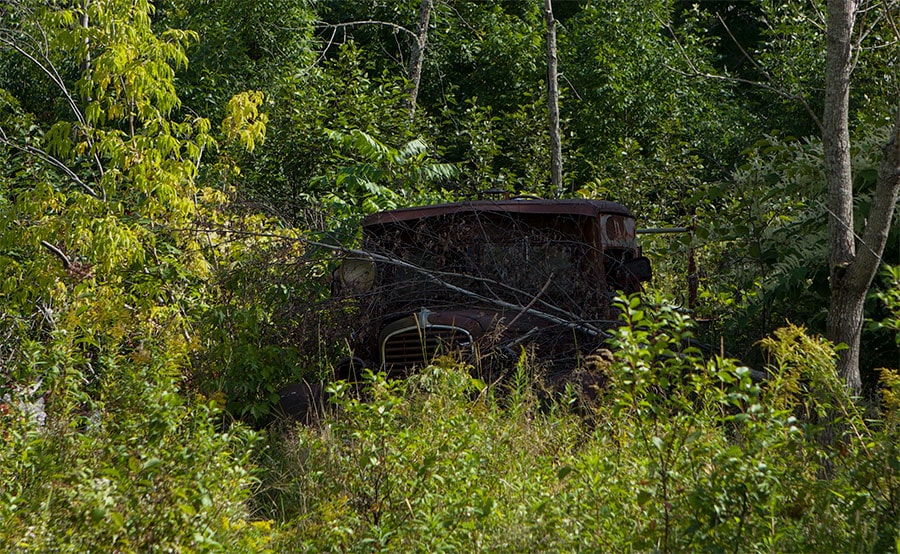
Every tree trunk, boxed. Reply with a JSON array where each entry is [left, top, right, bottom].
[[80, 1, 91, 76], [823, 0, 855, 269], [823, 0, 900, 390], [406, 0, 432, 119], [823, 0, 859, 388], [831, 108, 900, 388], [828, 272, 867, 390], [544, 0, 563, 196]]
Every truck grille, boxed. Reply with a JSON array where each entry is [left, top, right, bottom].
[[381, 325, 472, 369]]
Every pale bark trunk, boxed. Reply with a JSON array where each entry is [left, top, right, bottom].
[[544, 0, 563, 196], [823, 0, 860, 389], [831, 108, 900, 389], [406, 0, 432, 119], [823, 0, 855, 270], [823, 0, 900, 390], [862, 111, 900, 267]]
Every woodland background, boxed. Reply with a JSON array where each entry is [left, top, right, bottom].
[[1, 0, 900, 551]]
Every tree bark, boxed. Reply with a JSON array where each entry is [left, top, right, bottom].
[[544, 0, 563, 196], [823, 0, 859, 388], [831, 108, 900, 388], [823, 0, 856, 271], [823, 0, 900, 390], [406, 0, 432, 119]]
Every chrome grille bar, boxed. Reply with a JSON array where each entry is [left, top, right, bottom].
[[381, 325, 472, 368]]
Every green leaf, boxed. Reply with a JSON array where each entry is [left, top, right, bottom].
[[141, 458, 163, 472], [109, 511, 125, 529], [637, 489, 653, 507]]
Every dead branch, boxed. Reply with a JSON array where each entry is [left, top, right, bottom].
[[182, 225, 615, 339], [315, 20, 417, 39], [0, 126, 102, 200], [40, 240, 71, 269], [319, 242, 614, 339], [505, 272, 554, 330]]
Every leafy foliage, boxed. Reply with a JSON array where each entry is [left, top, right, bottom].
[[255, 295, 900, 552], [314, 129, 456, 226], [692, 128, 900, 365], [0, 1, 282, 548], [1, 0, 899, 549]]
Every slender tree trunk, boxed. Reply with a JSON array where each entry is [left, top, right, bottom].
[[406, 0, 432, 119], [823, 0, 855, 272], [80, 1, 91, 76], [823, 0, 859, 388], [823, 0, 900, 391], [544, 0, 563, 196]]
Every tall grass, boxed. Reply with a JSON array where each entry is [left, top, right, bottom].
[[255, 295, 900, 553], [4, 293, 898, 552]]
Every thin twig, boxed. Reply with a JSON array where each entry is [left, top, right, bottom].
[[506, 272, 555, 330], [0, 127, 102, 199], [818, 200, 883, 264], [855, 0, 900, 60], [315, 20, 416, 39], [715, 12, 823, 132], [0, 22, 107, 190], [40, 240, 71, 269], [318, 242, 613, 339], [654, 8, 824, 133], [184, 225, 614, 338], [0, 33, 85, 127]]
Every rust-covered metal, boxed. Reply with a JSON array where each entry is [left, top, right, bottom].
[[334, 198, 651, 376], [361, 199, 634, 226]]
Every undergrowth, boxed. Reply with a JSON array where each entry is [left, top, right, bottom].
[[4, 293, 899, 552], [254, 294, 900, 553]]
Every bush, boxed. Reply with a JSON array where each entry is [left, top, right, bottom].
[[257, 293, 900, 552], [0, 360, 271, 552]]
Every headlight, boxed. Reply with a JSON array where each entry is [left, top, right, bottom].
[[336, 256, 376, 294]]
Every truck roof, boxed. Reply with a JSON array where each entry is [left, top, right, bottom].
[[361, 199, 634, 227]]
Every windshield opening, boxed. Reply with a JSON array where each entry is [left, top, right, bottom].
[[361, 211, 615, 322]]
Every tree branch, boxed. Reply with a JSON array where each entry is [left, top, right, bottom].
[[720, 14, 823, 125], [40, 240, 71, 269], [848, 106, 900, 287], [0, 32, 85, 128], [505, 272, 555, 331], [315, 20, 417, 39], [317, 242, 615, 339], [183, 225, 615, 339], [0, 127, 102, 200], [655, 9, 824, 133], [0, 13, 108, 195]]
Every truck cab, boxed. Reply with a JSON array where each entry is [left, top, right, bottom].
[[333, 198, 651, 375]]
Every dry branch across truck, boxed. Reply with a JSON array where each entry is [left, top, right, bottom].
[[328, 198, 652, 378]]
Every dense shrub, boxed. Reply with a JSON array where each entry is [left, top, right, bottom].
[[0, 355, 269, 552], [3, 291, 899, 551], [255, 294, 900, 553]]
